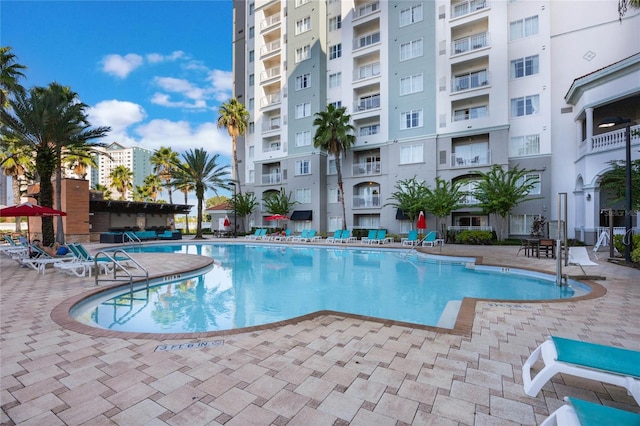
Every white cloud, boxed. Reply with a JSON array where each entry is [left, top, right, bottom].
[[154, 77, 206, 100], [87, 100, 147, 139], [207, 69, 233, 102], [135, 119, 232, 157], [150, 93, 207, 109], [146, 50, 185, 64], [101, 53, 144, 78]]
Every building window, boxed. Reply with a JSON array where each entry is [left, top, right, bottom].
[[329, 101, 342, 109], [249, 3, 254, 15], [400, 73, 423, 95], [328, 158, 337, 174], [359, 124, 380, 136], [295, 45, 311, 63], [248, 50, 254, 63], [248, 145, 255, 158], [295, 73, 311, 90], [248, 122, 255, 135], [510, 134, 540, 157], [510, 214, 538, 235], [248, 74, 254, 86], [295, 16, 311, 35], [329, 43, 342, 60], [249, 26, 254, 38], [295, 102, 311, 118], [517, 173, 541, 194], [296, 188, 311, 203], [511, 55, 539, 79], [511, 95, 539, 117], [248, 170, 255, 184], [295, 131, 312, 147], [329, 72, 341, 88], [400, 4, 423, 27], [400, 38, 423, 61], [400, 109, 423, 129], [328, 188, 342, 203], [510, 15, 539, 41], [295, 0, 310, 6], [399, 144, 423, 164], [248, 97, 254, 110], [295, 160, 311, 175], [329, 15, 342, 31]]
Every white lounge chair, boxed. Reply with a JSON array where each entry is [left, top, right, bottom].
[[522, 336, 640, 404], [541, 396, 640, 426]]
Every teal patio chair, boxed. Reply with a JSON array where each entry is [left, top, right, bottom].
[[401, 230, 419, 246]]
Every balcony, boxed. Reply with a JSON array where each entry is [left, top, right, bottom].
[[451, 0, 488, 19], [263, 142, 281, 153], [588, 124, 640, 153], [353, 94, 381, 113], [353, 62, 380, 82], [261, 117, 282, 133], [450, 150, 491, 168], [354, 1, 379, 20], [352, 194, 381, 208], [452, 105, 488, 122], [353, 31, 380, 51], [452, 32, 489, 55], [352, 161, 381, 177], [260, 39, 281, 58], [260, 14, 281, 32], [260, 92, 281, 109], [452, 70, 489, 93], [260, 66, 281, 84], [261, 172, 282, 185]]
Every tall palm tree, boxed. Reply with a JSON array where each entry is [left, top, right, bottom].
[[109, 165, 134, 200], [92, 182, 112, 200], [0, 46, 27, 109], [313, 104, 356, 230], [1, 83, 109, 245], [175, 177, 193, 234], [0, 140, 33, 232], [150, 146, 179, 204], [171, 148, 230, 239], [217, 98, 249, 195], [143, 173, 163, 202], [64, 147, 99, 180]]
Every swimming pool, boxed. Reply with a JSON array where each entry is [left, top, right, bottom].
[[71, 243, 589, 334]]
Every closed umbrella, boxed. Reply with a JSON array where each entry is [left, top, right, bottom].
[[417, 211, 427, 235], [0, 202, 67, 242], [223, 216, 231, 227]]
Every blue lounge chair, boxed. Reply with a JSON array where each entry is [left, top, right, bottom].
[[327, 230, 343, 244], [19, 244, 74, 274], [273, 229, 291, 241], [300, 229, 317, 242], [244, 229, 262, 239], [401, 230, 419, 246], [371, 229, 392, 244], [361, 230, 378, 244], [541, 397, 640, 426], [522, 336, 640, 404], [421, 231, 443, 247], [291, 229, 309, 242]]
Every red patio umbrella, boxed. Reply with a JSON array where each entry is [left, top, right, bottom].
[[223, 216, 231, 227], [0, 202, 67, 241], [265, 214, 289, 229], [417, 211, 427, 234]]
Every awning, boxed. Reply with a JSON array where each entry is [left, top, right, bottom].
[[395, 209, 410, 220], [290, 210, 313, 221]]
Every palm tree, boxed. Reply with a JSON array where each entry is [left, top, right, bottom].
[[0, 140, 33, 232], [171, 148, 230, 239], [313, 104, 356, 230], [64, 147, 99, 180], [618, 0, 640, 21], [109, 165, 134, 200], [174, 174, 193, 234], [217, 98, 249, 195], [143, 173, 163, 202], [0, 46, 27, 109], [92, 182, 112, 200], [1, 83, 109, 245], [150, 146, 179, 204]]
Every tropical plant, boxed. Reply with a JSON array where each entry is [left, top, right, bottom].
[[143, 173, 163, 202], [64, 147, 99, 180], [217, 98, 249, 195], [618, 0, 640, 21], [109, 165, 133, 200], [385, 177, 429, 225], [173, 169, 192, 234], [313, 104, 356, 230], [530, 216, 547, 238], [232, 191, 258, 234], [150, 146, 179, 204], [470, 165, 541, 241], [92, 182, 112, 200], [0, 46, 27, 109], [132, 185, 151, 202], [0, 139, 32, 231], [1, 83, 109, 245], [424, 177, 466, 238], [170, 148, 230, 239], [263, 187, 297, 216], [599, 159, 640, 211], [205, 195, 228, 209]]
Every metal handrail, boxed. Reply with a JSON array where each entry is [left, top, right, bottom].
[[94, 250, 149, 293], [123, 232, 141, 244]]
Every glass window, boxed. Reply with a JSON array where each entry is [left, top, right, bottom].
[[400, 109, 423, 129], [295, 131, 312, 147], [248, 74, 254, 86], [509, 134, 540, 157], [511, 55, 539, 78], [359, 124, 380, 136], [295, 16, 311, 35], [295, 73, 311, 90], [511, 95, 540, 117], [400, 73, 423, 95], [295, 160, 311, 175], [296, 188, 311, 203], [295, 102, 311, 118], [249, 26, 254, 38], [248, 97, 254, 110], [328, 158, 337, 174], [329, 101, 342, 109], [295, 0, 310, 6], [248, 122, 255, 135], [248, 145, 255, 158], [400, 38, 423, 61], [329, 72, 341, 88], [400, 4, 423, 27], [248, 170, 254, 184], [249, 3, 254, 15], [329, 16, 342, 31], [516, 173, 541, 194], [510, 15, 539, 41], [295, 45, 311, 63], [328, 188, 342, 203], [399, 144, 423, 164], [329, 43, 342, 60], [510, 214, 538, 235], [248, 50, 254, 63]]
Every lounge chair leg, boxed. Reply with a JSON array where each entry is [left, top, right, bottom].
[[522, 340, 561, 397]]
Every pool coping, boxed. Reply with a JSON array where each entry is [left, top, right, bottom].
[[50, 246, 607, 341]]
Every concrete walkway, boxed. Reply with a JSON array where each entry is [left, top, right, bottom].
[[1, 240, 639, 425]]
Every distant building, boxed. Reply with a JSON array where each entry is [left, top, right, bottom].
[[93, 142, 153, 200]]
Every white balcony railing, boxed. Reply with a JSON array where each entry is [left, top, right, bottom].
[[452, 105, 488, 122], [260, 39, 281, 57], [260, 92, 281, 108], [452, 32, 489, 55], [262, 118, 281, 132], [452, 70, 489, 92], [450, 150, 491, 167], [354, 1, 379, 19], [354, 94, 381, 112], [353, 62, 380, 82], [352, 161, 381, 176], [352, 195, 381, 208], [353, 31, 380, 51], [590, 124, 640, 152], [261, 173, 282, 185], [451, 0, 488, 18], [260, 14, 281, 31], [260, 66, 280, 83]]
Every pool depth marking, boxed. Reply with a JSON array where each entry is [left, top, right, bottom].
[[155, 340, 224, 352]]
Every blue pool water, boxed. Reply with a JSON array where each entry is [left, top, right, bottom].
[[71, 243, 587, 333]]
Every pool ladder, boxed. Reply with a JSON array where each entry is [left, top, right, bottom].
[[123, 232, 142, 244], [94, 249, 149, 293]]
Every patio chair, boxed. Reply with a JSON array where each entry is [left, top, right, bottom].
[[522, 336, 640, 404], [291, 229, 309, 242], [401, 230, 419, 246], [19, 244, 74, 274], [300, 229, 317, 242], [337, 229, 356, 243], [421, 231, 440, 247], [541, 396, 640, 426], [371, 229, 393, 244], [327, 230, 343, 244], [273, 229, 292, 241], [244, 229, 262, 240], [361, 230, 377, 244]]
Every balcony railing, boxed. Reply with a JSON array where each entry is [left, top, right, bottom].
[[354, 95, 381, 112], [352, 161, 381, 176], [353, 31, 380, 51], [452, 32, 489, 55], [262, 118, 281, 132], [353, 62, 380, 82], [352, 195, 381, 208], [260, 66, 280, 83], [590, 124, 640, 152], [450, 150, 491, 167], [452, 106, 488, 122], [452, 71, 489, 92], [263, 143, 281, 153], [451, 0, 488, 18], [260, 92, 281, 108], [260, 40, 281, 57], [260, 14, 281, 31], [261, 173, 282, 185], [354, 1, 379, 19]]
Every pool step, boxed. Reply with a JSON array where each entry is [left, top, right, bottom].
[[437, 300, 462, 329]]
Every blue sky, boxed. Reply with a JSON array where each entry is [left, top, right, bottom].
[[2, 0, 235, 201]]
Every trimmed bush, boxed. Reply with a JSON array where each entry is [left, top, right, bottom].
[[456, 230, 493, 245], [613, 234, 640, 263]]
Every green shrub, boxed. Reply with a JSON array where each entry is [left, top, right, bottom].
[[613, 234, 640, 262], [456, 230, 493, 245]]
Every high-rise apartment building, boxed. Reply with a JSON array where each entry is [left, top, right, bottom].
[[233, 0, 639, 241], [93, 142, 153, 201]]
